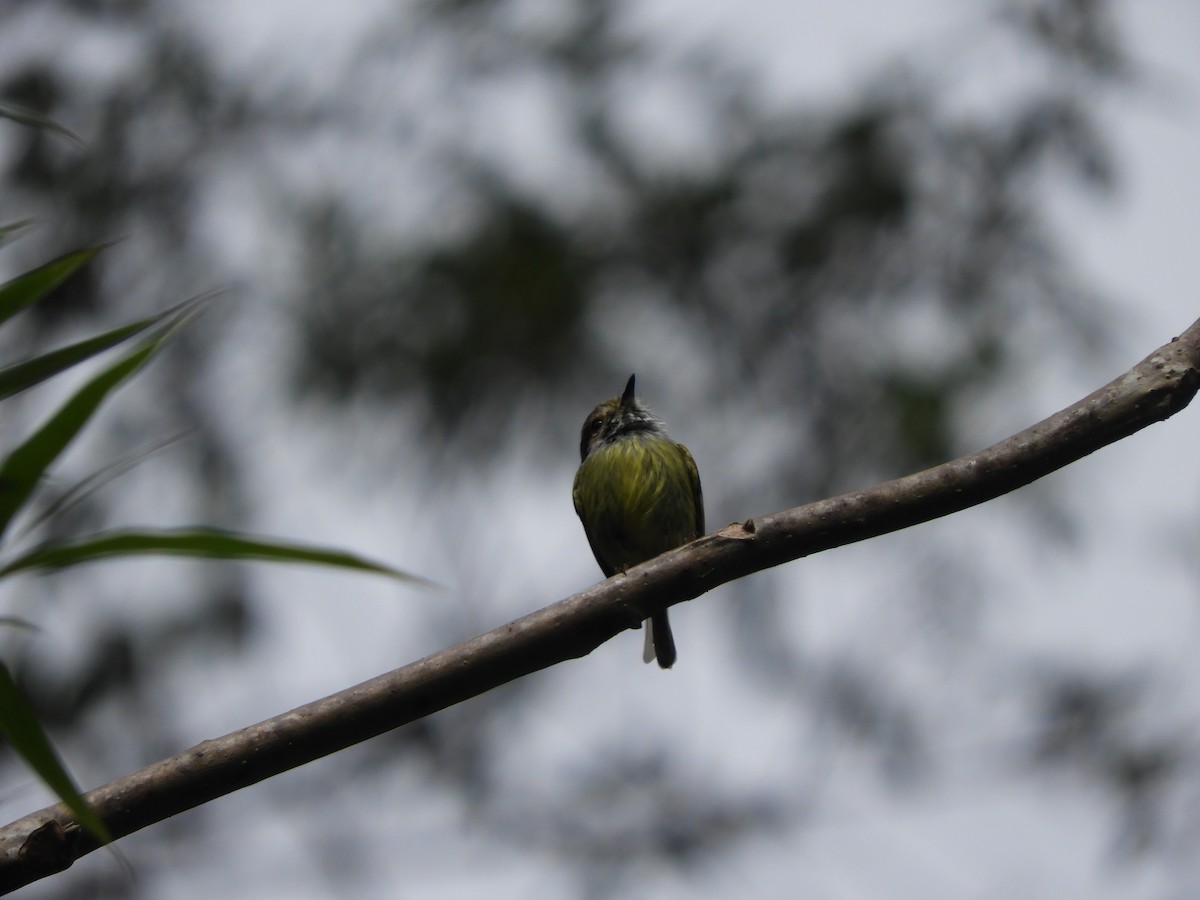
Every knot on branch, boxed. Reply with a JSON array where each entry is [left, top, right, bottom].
[[16, 819, 77, 879]]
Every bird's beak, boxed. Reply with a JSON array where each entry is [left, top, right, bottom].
[[621, 374, 636, 406]]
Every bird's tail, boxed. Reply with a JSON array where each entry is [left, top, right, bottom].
[[643, 610, 677, 669]]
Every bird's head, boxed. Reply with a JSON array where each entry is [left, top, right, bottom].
[[578, 374, 665, 462]]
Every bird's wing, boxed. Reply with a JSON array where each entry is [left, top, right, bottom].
[[573, 469, 617, 578], [679, 442, 705, 538]]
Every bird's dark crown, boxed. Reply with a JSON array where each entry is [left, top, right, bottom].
[[578, 374, 666, 461]]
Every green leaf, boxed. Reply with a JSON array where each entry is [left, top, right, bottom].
[[0, 219, 35, 250], [0, 102, 84, 148], [0, 326, 178, 541], [15, 431, 193, 542], [0, 246, 102, 328], [0, 527, 430, 584], [0, 295, 207, 401], [0, 663, 109, 843]]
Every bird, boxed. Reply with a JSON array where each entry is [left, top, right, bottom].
[[572, 374, 704, 669]]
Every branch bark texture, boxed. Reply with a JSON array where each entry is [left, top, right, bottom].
[[1, 318, 1198, 892]]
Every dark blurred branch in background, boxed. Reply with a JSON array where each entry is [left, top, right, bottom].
[[0, 315, 1196, 894]]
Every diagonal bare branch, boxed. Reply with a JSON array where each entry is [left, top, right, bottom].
[[0, 317, 1197, 893]]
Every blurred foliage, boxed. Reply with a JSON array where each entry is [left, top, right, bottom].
[[288, 0, 1119, 503], [0, 238, 418, 847], [298, 192, 596, 425], [0, 0, 1119, 491], [1032, 669, 1181, 855]]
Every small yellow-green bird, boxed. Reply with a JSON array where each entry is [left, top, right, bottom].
[[573, 374, 704, 669]]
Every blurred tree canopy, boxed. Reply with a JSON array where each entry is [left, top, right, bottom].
[[1, 0, 1120, 487], [0, 0, 1171, 895], [292, 0, 1120, 499]]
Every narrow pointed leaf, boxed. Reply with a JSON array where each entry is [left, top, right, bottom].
[[0, 295, 208, 401], [0, 219, 35, 250], [0, 247, 101, 328], [0, 103, 84, 148], [0, 527, 429, 584], [0, 330, 173, 541], [16, 431, 193, 541], [0, 663, 109, 843]]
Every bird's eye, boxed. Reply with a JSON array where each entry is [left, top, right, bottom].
[[588, 416, 604, 434]]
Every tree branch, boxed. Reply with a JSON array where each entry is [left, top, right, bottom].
[[1, 318, 1198, 893]]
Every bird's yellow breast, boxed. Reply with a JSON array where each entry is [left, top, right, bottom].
[[573, 433, 700, 575]]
